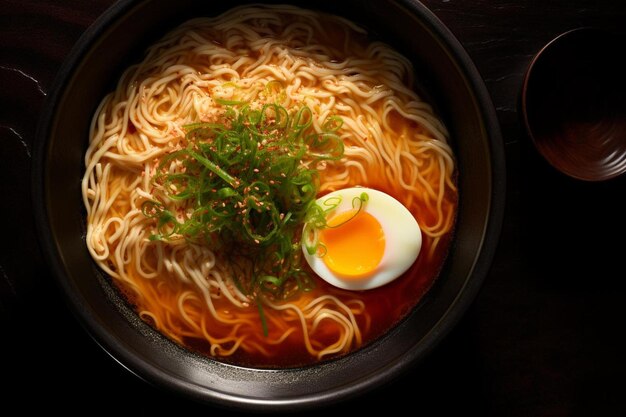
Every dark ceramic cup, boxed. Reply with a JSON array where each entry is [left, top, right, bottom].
[[522, 27, 626, 181]]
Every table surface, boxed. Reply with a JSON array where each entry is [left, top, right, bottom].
[[2, 0, 625, 415]]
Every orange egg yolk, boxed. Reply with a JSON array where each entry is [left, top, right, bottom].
[[319, 209, 386, 278]]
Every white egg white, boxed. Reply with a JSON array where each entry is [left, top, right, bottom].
[[302, 187, 422, 290]]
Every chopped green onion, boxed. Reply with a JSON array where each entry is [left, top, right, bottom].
[[214, 97, 247, 106], [257, 299, 269, 338], [143, 101, 345, 309]]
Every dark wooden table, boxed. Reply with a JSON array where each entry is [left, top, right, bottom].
[[2, 1, 625, 415]]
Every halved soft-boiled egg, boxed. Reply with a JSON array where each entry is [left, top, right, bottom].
[[302, 187, 422, 290]]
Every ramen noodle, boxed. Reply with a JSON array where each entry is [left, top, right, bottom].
[[82, 5, 457, 367]]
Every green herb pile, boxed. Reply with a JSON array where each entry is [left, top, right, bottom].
[[142, 101, 344, 305]]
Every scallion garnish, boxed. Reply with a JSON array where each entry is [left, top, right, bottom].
[[142, 101, 345, 305]]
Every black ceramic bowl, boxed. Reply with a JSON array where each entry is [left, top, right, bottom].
[[33, 0, 504, 411]]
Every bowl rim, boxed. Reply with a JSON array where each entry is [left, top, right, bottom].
[[32, 0, 505, 410]]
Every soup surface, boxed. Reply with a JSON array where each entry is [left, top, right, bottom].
[[82, 4, 457, 367]]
